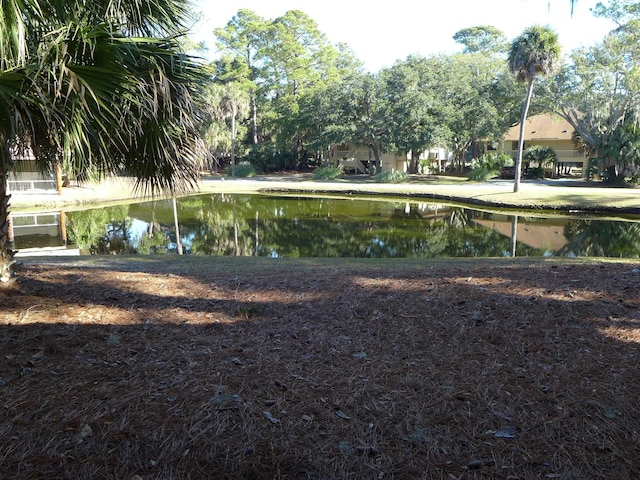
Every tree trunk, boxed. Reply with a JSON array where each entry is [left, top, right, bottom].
[[370, 142, 381, 174], [231, 107, 237, 177], [0, 173, 16, 284], [514, 78, 535, 193], [251, 95, 258, 145], [471, 140, 480, 159], [604, 164, 624, 184], [408, 149, 420, 174], [510, 215, 518, 257], [172, 197, 183, 255], [55, 161, 63, 195]]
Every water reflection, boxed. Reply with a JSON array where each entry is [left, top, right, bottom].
[[11, 194, 640, 258]]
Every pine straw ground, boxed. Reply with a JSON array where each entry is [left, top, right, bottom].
[[1, 256, 640, 480]]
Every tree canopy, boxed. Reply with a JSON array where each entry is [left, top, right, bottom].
[[0, 0, 206, 282]]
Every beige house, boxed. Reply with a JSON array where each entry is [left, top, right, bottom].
[[330, 143, 454, 174], [503, 113, 587, 177]]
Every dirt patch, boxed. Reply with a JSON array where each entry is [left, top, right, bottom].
[[2, 257, 640, 479]]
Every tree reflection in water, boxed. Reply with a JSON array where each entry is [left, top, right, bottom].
[[56, 194, 640, 259]]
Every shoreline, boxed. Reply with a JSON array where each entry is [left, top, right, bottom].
[[10, 173, 640, 216]]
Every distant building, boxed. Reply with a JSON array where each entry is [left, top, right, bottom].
[[8, 147, 61, 193], [330, 143, 454, 174], [503, 113, 587, 177]]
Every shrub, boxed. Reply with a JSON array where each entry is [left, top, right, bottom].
[[225, 162, 256, 177], [524, 167, 545, 179], [313, 165, 343, 180], [467, 153, 510, 181], [375, 170, 409, 183], [467, 166, 499, 181], [472, 152, 513, 171]]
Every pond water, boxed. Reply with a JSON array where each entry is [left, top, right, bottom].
[[11, 193, 640, 258]]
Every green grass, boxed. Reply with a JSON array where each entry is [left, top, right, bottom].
[[12, 173, 640, 215]]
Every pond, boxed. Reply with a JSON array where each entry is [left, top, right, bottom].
[[10, 193, 640, 258]]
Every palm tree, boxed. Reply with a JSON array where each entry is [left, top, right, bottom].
[[508, 25, 561, 192], [524, 145, 559, 177], [0, 0, 206, 283]]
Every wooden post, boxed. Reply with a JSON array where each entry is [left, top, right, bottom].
[[172, 197, 183, 255], [59, 211, 67, 245], [55, 162, 63, 195]]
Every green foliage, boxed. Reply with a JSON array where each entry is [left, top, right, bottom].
[[214, 9, 363, 165], [467, 166, 499, 181], [67, 205, 133, 253], [375, 170, 409, 183], [381, 53, 517, 174], [524, 145, 558, 167], [247, 144, 295, 172], [549, 9, 640, 165], [225, 162, 256, 177], [313, 165, 343, 180], [418, 158, 442, 174], [525, 167, 545, 179], [136, 228, 170, 255], [199, 81, 250, 169], [594, 119, 640, 184], [467, 152, 511, 181], [452, 25, 508, 54], [508, 25, 562, 83], [473, 152, 513, 170]]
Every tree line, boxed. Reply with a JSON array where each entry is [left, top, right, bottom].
[[203, 9, 523, 174], [203, 2, 640, 187]]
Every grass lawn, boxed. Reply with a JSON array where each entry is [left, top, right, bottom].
[[11, 173, 640, 215]]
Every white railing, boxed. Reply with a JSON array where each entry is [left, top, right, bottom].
[[11, 213, 60, 229], [9, 179, 57, 192]]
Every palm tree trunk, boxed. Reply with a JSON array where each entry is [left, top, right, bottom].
[[514, 78, 535, 193], [510, 215, 518, 257], [172, 197, 183, 255], [251, 95, 258, 145], [55, 161, 63, 195], [231, 110, 237, 177], [0, 173, 16, 283]]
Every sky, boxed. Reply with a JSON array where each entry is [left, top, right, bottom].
[[190, 0, 617, 72]]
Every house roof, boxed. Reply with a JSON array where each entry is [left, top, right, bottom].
[[504, 113, 574, 141]]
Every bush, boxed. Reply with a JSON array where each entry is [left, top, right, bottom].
[[467, 166, 499, 181], [313, 165, 343, 180], [375, 170, 409, 183], [524, 167, 545, 179], [225, 162, 256, 177], [472, 152, 513, 171], [467, 153, 510, 181]]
